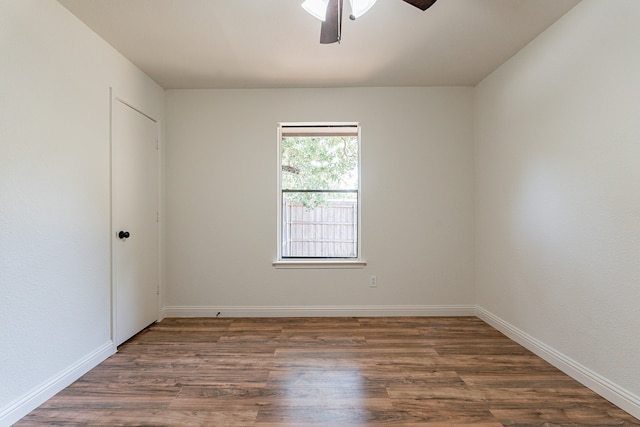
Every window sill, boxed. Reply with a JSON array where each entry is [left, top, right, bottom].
[[273, 259, 367, 269]]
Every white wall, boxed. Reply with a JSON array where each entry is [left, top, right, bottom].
[[164, 87, 475, 316], [0, 1, 164, 424], [475, 0, 640, 416]]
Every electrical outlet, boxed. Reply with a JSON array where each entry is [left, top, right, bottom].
[[369, 275, 377, 287]]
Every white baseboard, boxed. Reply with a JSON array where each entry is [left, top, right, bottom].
[[163, 304, 476, 318], [0, 340, 115, 426], [475, 306, 640, 420]]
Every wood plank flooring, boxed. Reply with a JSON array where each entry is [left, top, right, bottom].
[[17, 317, 640, 426]]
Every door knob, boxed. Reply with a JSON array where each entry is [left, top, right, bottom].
[[118, 231, 130, 239]]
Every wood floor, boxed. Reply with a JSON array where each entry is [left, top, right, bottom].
[[18, 317, 639, 426]]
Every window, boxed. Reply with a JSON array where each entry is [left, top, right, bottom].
[[276, 123, 362, 265]]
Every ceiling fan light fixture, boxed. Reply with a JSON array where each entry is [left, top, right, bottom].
[[302, 0, 330, 21], [349, 0, 377, 19]]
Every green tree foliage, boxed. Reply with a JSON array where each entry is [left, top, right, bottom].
[[281, 136, 358, 208]]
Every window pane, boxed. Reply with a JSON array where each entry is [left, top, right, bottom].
[[282, 191, 357, 258], [279, 124, 360, 260], [281, 136, 358, 191]]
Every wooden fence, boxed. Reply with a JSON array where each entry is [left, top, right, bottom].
[[282, 199, 357, 258]]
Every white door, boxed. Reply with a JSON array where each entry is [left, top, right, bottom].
[[112, 98, 159, 346]]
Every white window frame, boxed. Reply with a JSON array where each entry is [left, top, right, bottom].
[[274, 122, 366, 269]]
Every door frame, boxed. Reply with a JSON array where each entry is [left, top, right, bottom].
[[110, 88, 162, 347]]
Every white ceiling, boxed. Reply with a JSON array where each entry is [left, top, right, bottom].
[[57, 0, 580, 89]]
